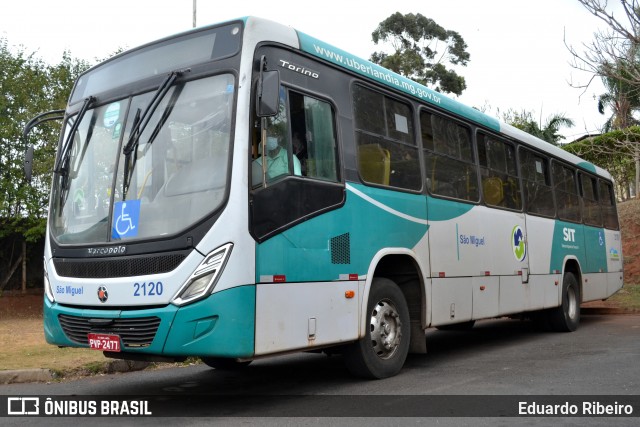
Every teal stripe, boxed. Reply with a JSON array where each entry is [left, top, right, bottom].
[[256, 183, 478, 282], [577, 161, 597, 173], [427, 195, 475, 221], [548, 220, 609, 273], [164, 285, 255, 357], [256, 184, 429, 282], [43, 298, 178, 353], [44, 286, 256, 358]]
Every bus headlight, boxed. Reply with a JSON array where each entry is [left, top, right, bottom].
[[44, 261, 55, 303], [172, 243, 233, 306]]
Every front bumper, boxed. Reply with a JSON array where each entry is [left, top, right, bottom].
[[44, 285, 256, 358]]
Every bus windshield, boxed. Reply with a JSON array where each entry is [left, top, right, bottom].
[[50, 73, 235, 244]]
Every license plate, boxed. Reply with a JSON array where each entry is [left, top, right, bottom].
[[87, 333, 121, 352]]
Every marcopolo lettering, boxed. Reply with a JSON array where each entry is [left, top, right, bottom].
[[87, 246, 126, 256]]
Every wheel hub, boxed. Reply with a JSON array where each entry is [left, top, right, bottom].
[[370, 300, 402, 359]]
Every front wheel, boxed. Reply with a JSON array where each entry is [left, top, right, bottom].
[[344, 277, 410, 379], [548, 272, 580, 332]]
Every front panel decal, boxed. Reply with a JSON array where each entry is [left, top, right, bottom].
[[112, 200, 141, 239]]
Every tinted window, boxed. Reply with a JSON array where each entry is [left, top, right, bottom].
[[520, 148, 554, 217], [352, 85, 420, 190], [421, 111, 478, 201], [477, 133, 521, 209], [553, 162, 581, 222], [599, 180, 619, 229], [580, 173, 602, 226]]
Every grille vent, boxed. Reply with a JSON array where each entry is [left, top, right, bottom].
[[330, 233, 351, 264], [58, 314, 161, 348], [53, 253, 186, 278]]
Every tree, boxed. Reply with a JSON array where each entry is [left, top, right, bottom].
[[0, 38, 90, 293], [568, 0, 640, 197], [370, 12, 470, 95], [503, 109, 575, 145], [596, 63, 640, 131], [568, 0, 640, 92], [563, 128, 638, 199]]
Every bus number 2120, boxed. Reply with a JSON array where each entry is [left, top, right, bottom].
[[133, 281, 163, 296]]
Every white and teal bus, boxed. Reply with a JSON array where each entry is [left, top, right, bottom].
[[26, 16, 623, 379]]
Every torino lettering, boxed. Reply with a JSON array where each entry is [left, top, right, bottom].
[[278, 59, 319, 79]]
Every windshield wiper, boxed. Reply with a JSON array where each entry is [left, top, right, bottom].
[[122, 69, 189, 199], [54, 96, 95, 177], [53, 96, 95, 209]]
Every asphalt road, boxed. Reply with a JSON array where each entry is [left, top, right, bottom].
[[1, 314, 639, 426]]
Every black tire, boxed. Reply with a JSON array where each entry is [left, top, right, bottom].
[[344, 277, 410, 379], [548, 272, 581, 332], [201, 357, 252, 370]]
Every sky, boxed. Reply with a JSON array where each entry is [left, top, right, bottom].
[[0, 0, 623, 141]]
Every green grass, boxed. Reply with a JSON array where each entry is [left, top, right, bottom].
[[607, 283, 640, 311]]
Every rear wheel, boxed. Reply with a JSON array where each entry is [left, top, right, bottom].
[[548, 272, 580, 332], [344, 277, 410, 379], [201, 357, 252, 370]]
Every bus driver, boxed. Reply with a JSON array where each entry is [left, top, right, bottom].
[[253, 135, 301, 182]]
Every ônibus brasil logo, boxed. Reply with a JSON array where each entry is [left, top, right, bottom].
[[512, 225, 527, 262]]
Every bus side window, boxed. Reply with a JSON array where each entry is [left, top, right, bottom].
[[352, 84, 420, 191], [421, 111, 478, 201], [477, 133, 521, 209], [579, 172, 602, 227], [520, 148, 555, 217], [599, 180, 619, 229], [290, 92, 339, 182], [252, 88, 297, 185], [252, 89, 339, 187], [552, 162, 581, 223]]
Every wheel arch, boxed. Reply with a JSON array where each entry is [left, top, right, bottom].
[[562, 256, 583, 303], [359, 248, 428, 341]]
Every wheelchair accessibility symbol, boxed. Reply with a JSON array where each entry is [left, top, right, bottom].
[[112, 200, 141, 239]]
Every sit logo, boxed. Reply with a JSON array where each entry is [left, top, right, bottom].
[[563, 227, 576, 242]]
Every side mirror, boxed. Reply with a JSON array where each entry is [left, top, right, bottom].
[[22, 109, 65, 183], [257, 71, 280, 117], [256, 55, 280, 117]]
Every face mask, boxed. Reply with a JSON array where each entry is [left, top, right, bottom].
[[266, 137, 279, 151]]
